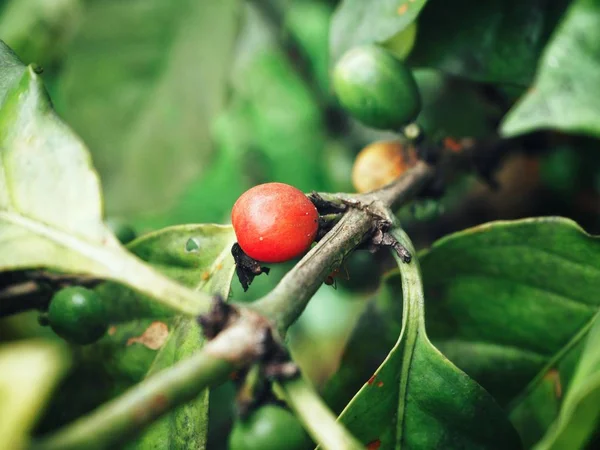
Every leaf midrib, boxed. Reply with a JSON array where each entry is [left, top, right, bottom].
[[0, 210, 121, 271], [0, 210, 211, 316], [393, 228, 425, 449]]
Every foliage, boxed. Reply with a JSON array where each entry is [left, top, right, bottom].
[[2, 0, 600, 449]]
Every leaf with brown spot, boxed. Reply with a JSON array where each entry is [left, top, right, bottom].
[[129, 317, 208, 450], [417, 218, 600, 447], [58, 225, 236, 447], [328, 228, 521, 449], [113, 225, 236, 449], [126, 322, 170, 350], [534, 314, 600, 449], [543, 369, 563, 399]]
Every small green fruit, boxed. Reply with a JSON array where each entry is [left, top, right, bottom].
[[333, 45, 421, 130], [229, 405, 311, 450], [48, 287, 108, 345]]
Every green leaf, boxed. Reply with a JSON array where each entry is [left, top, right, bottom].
[[0, 41, 27, 101], [0, 41, 212, 316], [99, 224, 237, 320], [330, 0, 427, 64], [409, 0, 568, 85], [41, 221, 235, 440], [127, 318, 209, 450], [501, 0, 600, 138], [336, 228, 521, 449], [0, 0, 80, 67], [55, 0, 240, 216], [534, 314, 600, 450], [99, 225, 234, 449], [0, 59, 115, 269], [129, 224, 236, 299], [419, 217, 600, 447], [73, 224, 235, 394], [38, 319, 170, 435], [0, 340, 69, 449]]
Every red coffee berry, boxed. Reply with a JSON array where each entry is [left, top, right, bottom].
[[232, 183, 319, 263]]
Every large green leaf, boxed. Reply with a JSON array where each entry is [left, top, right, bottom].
[[90, 224, 235, 386], [336, 228, 521, 449], [0, 42, 211, 316], [127, 318, 208, 450], [0, 39, 26, 101], [501, 0, 600, 138], [99, 224, 237, 321], [0, 341, 69, 449], [125, 225, 235, 449], [42, 224, 236, 445], [419, 217, 600, 447], [409, 0, 568, 85], [534, 314, 600, 450], [329, 0, 427, 65], [55, 0, 240, 216]]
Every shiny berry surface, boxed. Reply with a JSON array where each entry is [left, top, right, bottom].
[[232, 183, 319, 263]]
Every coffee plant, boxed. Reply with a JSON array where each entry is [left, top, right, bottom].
[[1, 0, 600, 449]]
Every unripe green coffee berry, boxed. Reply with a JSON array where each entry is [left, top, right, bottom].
[[229, 405, 311, 450], [333, 45, 421, 130], [47, 286, 108, 345]]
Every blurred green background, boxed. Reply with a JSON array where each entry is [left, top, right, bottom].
[[3, 0, 598, 237]]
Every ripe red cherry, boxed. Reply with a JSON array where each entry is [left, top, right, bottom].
[[232, 183, 319, 263]]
